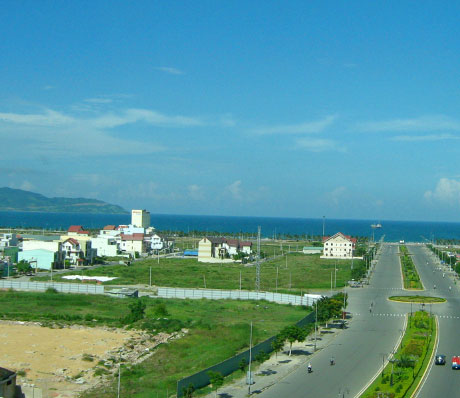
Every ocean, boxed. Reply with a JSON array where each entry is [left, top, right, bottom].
[[0, 211, 459, 242]]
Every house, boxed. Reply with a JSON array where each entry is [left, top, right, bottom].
[[62, 238, 83, 265], [67, 225, 90, 236], [0, 367, 16, 398], [18, 248, 63, 271], [321, 232, 357, 259], [21, 239, 64, 269], [60, 227, 94, 263], [198, 237, 228, 263], [198, 237, 252, 263], [91, 235, 120, 257], [100, 225, 120, 236], [0, 233, 18, 249], [120, 233, 146, 256], [150, 233, 175, 252]]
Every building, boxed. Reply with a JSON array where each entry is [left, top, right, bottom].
[[303, 246, 323, 255], [198, 237, 252, 263], [0, 233, 18, 249], [60, 226, 94, 263], [321, 232, 356, 259], [91, 235, 120, 257], [198, 237, 227, 263], [18, 248, 62, 271], [0, 367, 16, 398], [62, 238, 83, 265], [120, 233, 146, 256], [131, 209, 150, 229]]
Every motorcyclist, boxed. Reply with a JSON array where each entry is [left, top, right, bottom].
[[330, 357, 335, 366], [434, 284, 436, 289], [307, 363, 312, 372]]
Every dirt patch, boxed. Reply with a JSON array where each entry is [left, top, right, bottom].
[[0, 320, 180, 398]]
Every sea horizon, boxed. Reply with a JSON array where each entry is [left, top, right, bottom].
[[1, 210, 459, 243]]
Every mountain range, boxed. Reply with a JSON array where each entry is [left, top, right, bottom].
[[0, 187, 128, 214]]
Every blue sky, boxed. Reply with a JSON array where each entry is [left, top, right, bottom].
[[1, 1, 460, 222]]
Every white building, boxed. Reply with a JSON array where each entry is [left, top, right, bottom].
[[131, 209, 150, 229], [198, 237, 252, 263], [91, 236, 120, 257], [62, 238, 83, 265], [0, 233, 18, 249], [120, 233, 146, 256], [321, 232, 357, 259]]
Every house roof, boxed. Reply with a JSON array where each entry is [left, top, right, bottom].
[[64, 238, 79, 246], [0, 366, 15, 381], [103, 225, 116, 230], [241, 241, 252, 247], [121, 233, 144, 241], [226, 239, 239, 247], [68, 225, 89, 235], [323, 232, 357, 244], [207, 237, 227, 244]]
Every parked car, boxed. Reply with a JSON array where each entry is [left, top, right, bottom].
[[435, 354, 446, 365], [452, 356, 460, 369]]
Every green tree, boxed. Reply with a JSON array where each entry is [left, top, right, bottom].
[[207, 370, 224, 398], [17, 260, 32, 274], [182, 383, 195, 398], [124, 299, 146, 324], [281, 325, 307, 356], [271, 335, 285, 358], [238, 358, 247, 372]]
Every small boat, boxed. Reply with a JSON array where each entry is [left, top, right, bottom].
[[371, 223, 382, 228]]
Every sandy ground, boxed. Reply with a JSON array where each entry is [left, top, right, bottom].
[[0, 320, 172, 398]]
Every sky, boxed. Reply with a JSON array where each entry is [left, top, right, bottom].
[[1, 1, 460, 222]]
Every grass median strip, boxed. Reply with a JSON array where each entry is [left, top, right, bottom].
[[400, 245, 423, 290], [360, 311, 436, 398], [389, 296, 446, 304]]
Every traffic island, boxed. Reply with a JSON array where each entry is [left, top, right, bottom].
[[359, 311, 436, 398], [389, 296, 446, 304]]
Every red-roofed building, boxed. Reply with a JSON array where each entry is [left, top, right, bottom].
[[68, 225, 90, 236], [120, 233, 146, 256], [321, 232, 357, 259], [62, 238, 83, 265]]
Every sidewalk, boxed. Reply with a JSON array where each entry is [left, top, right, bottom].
[[203, 322, 347, 398]]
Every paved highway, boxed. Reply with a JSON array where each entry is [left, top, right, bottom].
[[259, 244, 408, 398], [407, 244, 460, 398]]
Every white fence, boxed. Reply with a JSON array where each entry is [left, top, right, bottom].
[[0, 280, 105, 294], [156, 287, 320, 306]]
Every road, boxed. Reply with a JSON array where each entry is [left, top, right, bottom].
[[259, 243, 407, 398], [407, 244, 460, 398]]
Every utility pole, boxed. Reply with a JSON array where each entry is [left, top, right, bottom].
[[322, 216, 325, 239], [256, 226, 261, 292], [275, 266, 278, 293], [314, 301, 318, 351], [248, 321, 253, 395]]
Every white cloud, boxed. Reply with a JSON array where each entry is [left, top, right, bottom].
[[251, 115, 337, 135], [188, 185, 205, 200], [391, 133, 460, 142], [356, 115, 460, 133], [0, 109, 74, 126], [424, 178, 460, 205], [155, 66, 184, 75], [326, 186, 347, 206], [296, 137, 344, 152], [226, 180, 242, 200]]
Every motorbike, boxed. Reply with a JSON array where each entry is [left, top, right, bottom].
[[307, 365, 312, 373], [330, 358, 335, 366]]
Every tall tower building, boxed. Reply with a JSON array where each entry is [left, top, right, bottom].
[[131, 209, 150, 229]]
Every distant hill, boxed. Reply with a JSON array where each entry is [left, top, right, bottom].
[[0, 187, 128, 214]]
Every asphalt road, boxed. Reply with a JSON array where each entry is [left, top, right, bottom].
[[258, 243, 407, 398], [407, 245, 460, 398]]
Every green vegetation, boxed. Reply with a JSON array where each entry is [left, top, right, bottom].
[[0, 290, 308, 398], [389, 296, 446, 303], [400, 246, 423, 290], [34, 252, 368, 292], [361, 311, 435, 398]]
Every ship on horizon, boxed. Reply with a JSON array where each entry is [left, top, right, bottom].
[[371, 223, 382, 228]]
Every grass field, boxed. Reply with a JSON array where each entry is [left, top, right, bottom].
[[34, 252, 364, 292], [0, 290, 308, 398], [389, 295, 446, 303]]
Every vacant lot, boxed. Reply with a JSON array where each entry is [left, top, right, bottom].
[[0, 321, 149, 398], [1, 290, 307, 398], [34, 252, 363, 292]]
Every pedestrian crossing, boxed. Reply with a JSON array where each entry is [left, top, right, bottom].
[[351, 312, 460, 319]]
